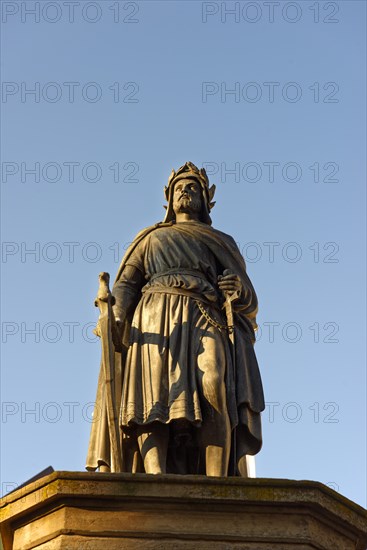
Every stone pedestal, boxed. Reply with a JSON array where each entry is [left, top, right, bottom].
[[1, 471, 366, 549]]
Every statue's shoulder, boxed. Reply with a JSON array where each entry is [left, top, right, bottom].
[[114, 222, 167, 283], [114, 222, 172, 283], [131, 221, 173, 244], [209, 225, 238, 249]]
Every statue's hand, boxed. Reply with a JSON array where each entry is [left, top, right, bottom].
[[218, 269, 242, 301], [112, 318, 124, 352]]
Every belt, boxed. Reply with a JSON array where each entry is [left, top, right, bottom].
[[148, 268, 211, 283]]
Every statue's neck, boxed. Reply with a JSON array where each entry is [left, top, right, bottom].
[[175, 212, 201, 223]]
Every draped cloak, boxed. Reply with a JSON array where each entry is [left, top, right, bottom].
[[86, 220, 265, 474]]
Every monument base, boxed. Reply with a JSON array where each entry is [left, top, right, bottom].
[[1, 471, 366, 549]]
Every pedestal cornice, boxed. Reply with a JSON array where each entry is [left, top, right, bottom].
[[1, 472, 366, 549]]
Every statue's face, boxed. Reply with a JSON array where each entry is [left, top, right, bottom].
[[173, 179, 203, 215]]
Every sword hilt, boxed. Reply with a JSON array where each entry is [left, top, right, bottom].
[[94, 272, 116, 306]]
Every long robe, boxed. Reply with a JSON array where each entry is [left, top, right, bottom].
[[86, 220, 264, 474]]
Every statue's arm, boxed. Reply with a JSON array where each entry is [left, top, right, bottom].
[[218, 236, 258, 335], [112, 264, 145, 323], [111, 264, 145, 350], [220, 236, 257, 311], [233, 275, 257, 312]]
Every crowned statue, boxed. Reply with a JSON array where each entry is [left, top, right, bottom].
[[86, 162, 264, 477]]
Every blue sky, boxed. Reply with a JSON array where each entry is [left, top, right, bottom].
[[1, 0, 366, 507]]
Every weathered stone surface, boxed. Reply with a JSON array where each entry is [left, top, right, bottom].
[[88, 161, 264, 477], [1, 472, 366, 549]]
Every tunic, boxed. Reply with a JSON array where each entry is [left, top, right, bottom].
[[115, 223, 235, 428]]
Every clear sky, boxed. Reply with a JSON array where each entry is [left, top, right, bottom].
[[1, 0, 366, 508]]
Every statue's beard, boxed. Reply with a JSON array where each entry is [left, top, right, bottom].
[[173, 196, 202, 215]]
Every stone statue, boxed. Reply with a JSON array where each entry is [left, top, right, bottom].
[[86, 162, 264, 477]]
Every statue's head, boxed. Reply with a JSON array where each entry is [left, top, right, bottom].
[[163, 162, 216, 225]]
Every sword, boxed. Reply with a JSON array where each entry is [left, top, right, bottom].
[[223, 288, 239, 476], [222, 271, 256, 479], [94, 272, 123, 473]]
